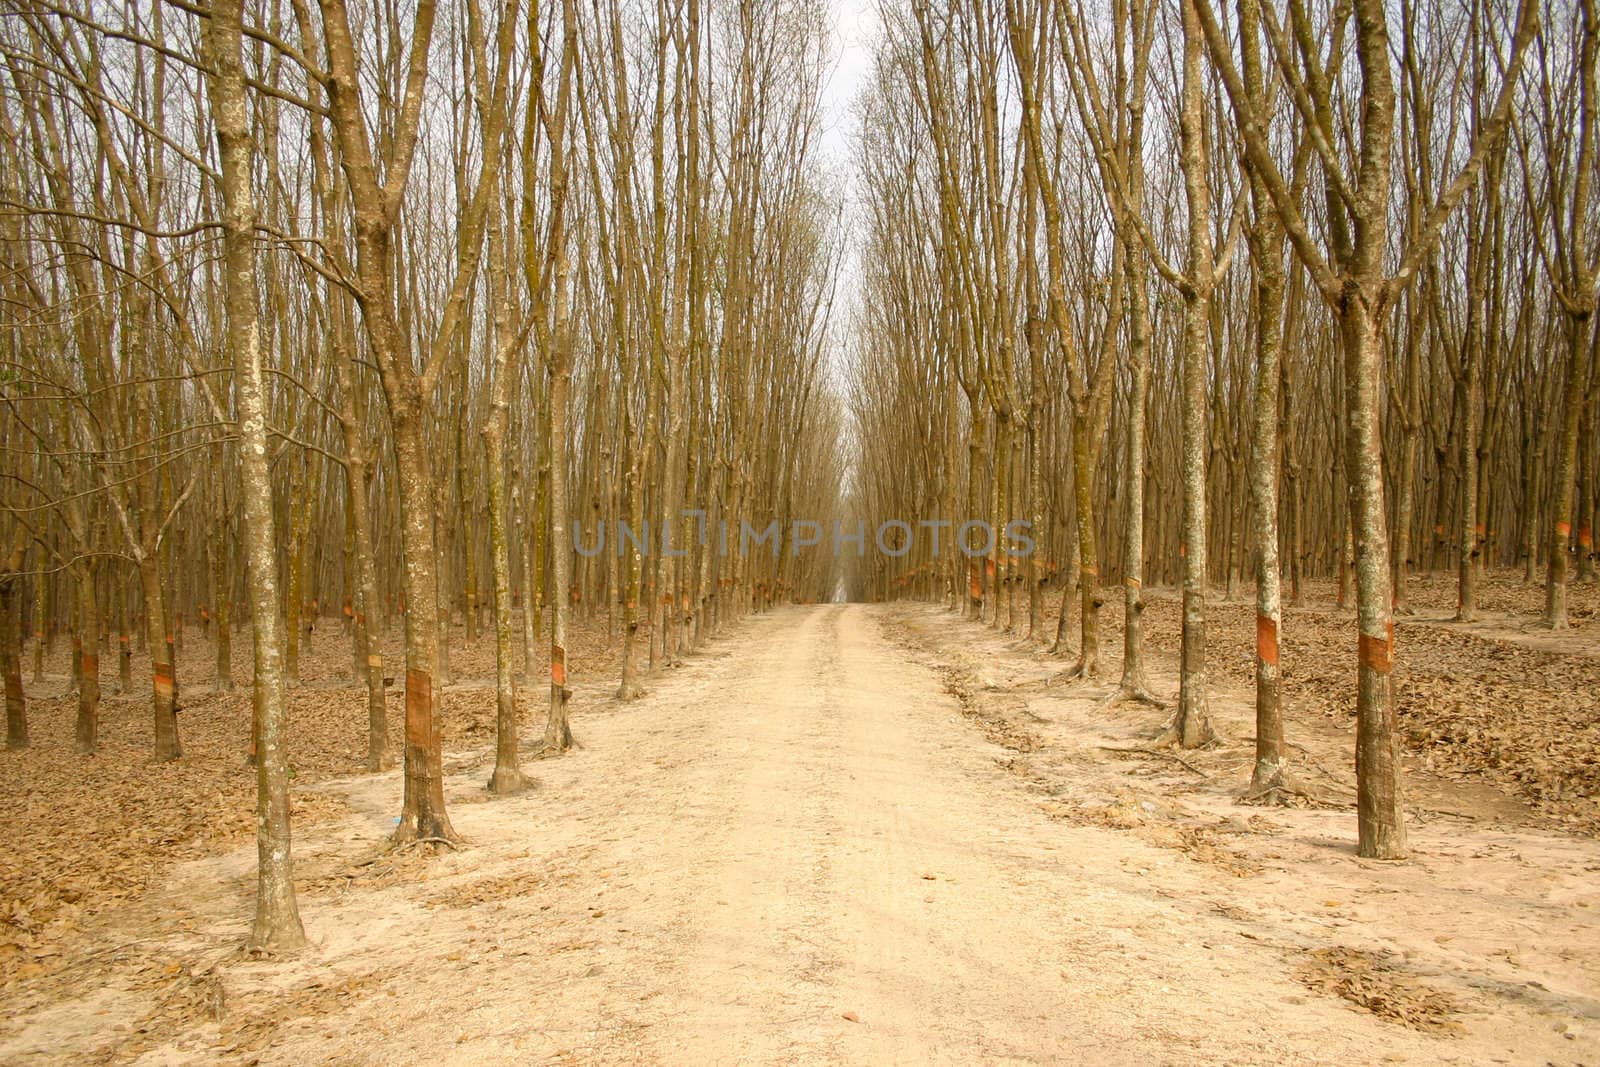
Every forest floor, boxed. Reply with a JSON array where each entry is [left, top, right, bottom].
[[0, 571, 1597, 1064]]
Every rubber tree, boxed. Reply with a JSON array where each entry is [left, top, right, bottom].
[[1194, 0, 1539, 857], [202, 0, 307, 951]]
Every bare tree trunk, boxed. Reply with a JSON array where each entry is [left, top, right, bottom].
[[1165, 0, 1217, 749], [545, 354, 575, 752], [484, 180, 530, 794], [75, 565, 99, 753], [2, 580, 25, 749], [335, 348, 389, 771], [1457, 186, 1494, 621], [140, 556, 180, 760], [314, 0, 474, 844], [1393, 294, 1424, 614], [212, 461, 233, 692], [1237, 0, 1298, 797], [1546, 314, 1593, 628], [204, 0, 307, 950], [390, 409, 457, 840], [1116, 260, 1159, 703], [1343, 296, 1405, 858], [536, 0, 577, 753], [30, 576, 45, 684], [1243, 221, 1288, 779]]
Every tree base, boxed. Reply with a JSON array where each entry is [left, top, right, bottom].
[[1151, 716, 1217, 750], [1356, 835, 1409, 861], [536, 737, 579, 759], [1046, 655, 1097, 687], [390, 812, 460, 848], [1098, 683, 1168, 712], [247, 922, 308, 957], [487, 764, 534, 795], [1238, 767, 1319, 807]]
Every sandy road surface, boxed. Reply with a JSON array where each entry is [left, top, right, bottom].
[[2, 603, 1594, 1065]]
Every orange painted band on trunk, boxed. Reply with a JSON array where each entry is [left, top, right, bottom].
[[551, 648, 566, 686], [367, 654, 382, 668], [1358, 628, 1394, 674], [1179, 542, 1187, 558], [1580, 527, 1594, 549], [81, 653, 98, 675], [404, 669, 431, 748], [153, 662, 174, 698], [1126, 577, 1141, 588], [1255, 615, 1279, 666], [1081, 565, 1098, 577], [1433, 524, 1445, 535], [1474, 524, 1486, 535], [968, 579, 983, 599], [165, 634, 174, 644], [119, 635, 130, 644], [1556, 521, 1572, 537]]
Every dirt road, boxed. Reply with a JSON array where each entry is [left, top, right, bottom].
[[3, 603, 1596, 1065]]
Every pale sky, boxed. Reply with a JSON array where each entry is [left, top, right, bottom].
[[818, 0, 879, 171], [817, 0, 879, 397]]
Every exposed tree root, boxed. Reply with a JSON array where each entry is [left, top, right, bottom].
[[534, 731, 580, 758], [388, 835, 460, 853], [1237, 767, 1323, 807], [1150, 718, 1219, 751], [1045, 656, 1097, 687], [1098, 683, 1168, 711], [1243, 737, 1347, 786], [1099, 744, 1211, 779]]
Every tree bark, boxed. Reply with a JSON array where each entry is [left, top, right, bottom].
[[2, 580, 26, 750], [204, 0, 307, 951]]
